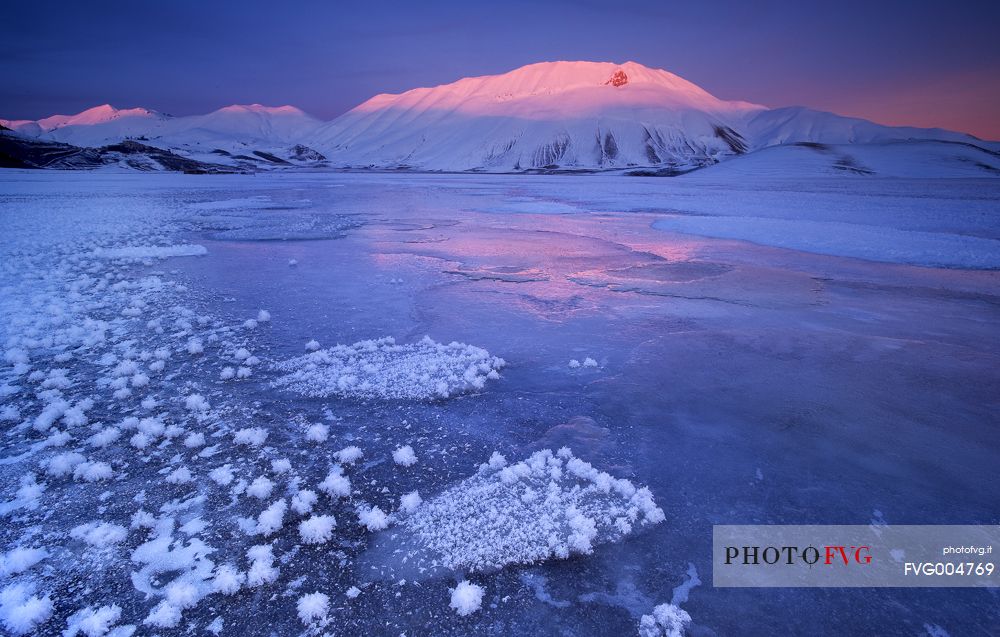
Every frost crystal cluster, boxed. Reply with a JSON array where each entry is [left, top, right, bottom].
[[273, 336, 505, 399], [639, 603, 692, 637], [398, 448, 665, 572]]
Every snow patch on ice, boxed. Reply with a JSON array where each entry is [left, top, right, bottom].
[[390, 448, 664, 573], [274, 336, 505, 400]]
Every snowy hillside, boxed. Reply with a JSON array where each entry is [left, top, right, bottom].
[[684, 140, 1000, 179], [3, 61, 997, 175], [743, 106, 982, 149]]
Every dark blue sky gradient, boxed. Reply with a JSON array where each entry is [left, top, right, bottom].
[[3, 0, 998, 138]]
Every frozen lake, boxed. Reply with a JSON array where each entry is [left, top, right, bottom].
[[1, 171, 998, 636]]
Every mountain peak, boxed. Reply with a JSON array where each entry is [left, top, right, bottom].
[[353, 60, 763, 118], [31, 104, 161, 131]]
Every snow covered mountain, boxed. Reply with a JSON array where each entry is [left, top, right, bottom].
[[312, 61, 764, 171], [3, 60, 997, 175], [1, 104, 327, 169], [311, 61, 995, 173], [1, 104, 164, 139]]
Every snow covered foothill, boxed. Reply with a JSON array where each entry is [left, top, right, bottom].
[[392, 448, 665, 572], [274, 336, 505, 400]]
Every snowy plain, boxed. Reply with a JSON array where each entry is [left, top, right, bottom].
[[0, 170, 998, 636]]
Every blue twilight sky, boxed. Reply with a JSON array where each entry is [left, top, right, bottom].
[[2, 0, 999, 138]]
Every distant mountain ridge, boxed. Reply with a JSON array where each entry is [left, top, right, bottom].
[[3, 61, 998, 176]]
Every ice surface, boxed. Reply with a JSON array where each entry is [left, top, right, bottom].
[[0, 171, 996, 636], [653, 216, 1000, 269]]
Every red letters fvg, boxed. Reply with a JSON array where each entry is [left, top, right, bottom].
[[824, 546, 872, 565]]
